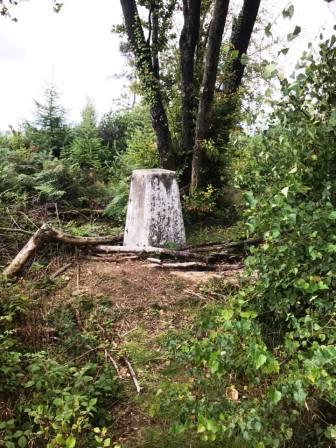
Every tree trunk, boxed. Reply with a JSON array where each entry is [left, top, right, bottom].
[[222, 0, 261, 94], [120, 0, 175, 170], [190, 0, 230, 192], [179, 0, 201, 158]]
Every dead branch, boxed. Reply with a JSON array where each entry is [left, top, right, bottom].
[[47, 207, 104, 216], [85, 255, 141, 262], [3, 224, 123, 276], [47, 228, 123, 246], [148, 261, 213, 270], [49, 262, 72, 280], [184, 289, 209, 301], [95, 245, 202, 260], [0, 227, 34, 236], [3, 224, 50, 276], [123, 356, 141, 393], [105, 349, 122, 379], [182, 237, 263, 251], [219, 263, 244, 271]]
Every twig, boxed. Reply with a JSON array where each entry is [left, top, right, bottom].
[[6, 207, 22, 231], [17, 211, 39, 229], [105, 349, 122, 379], [49, 262, 73, 280], [123, 356, 141, 393], [54, 202, 61, 229], [76, 249, 80, 290], [184, 289, 209, 301], [0, 227, 34, 236]]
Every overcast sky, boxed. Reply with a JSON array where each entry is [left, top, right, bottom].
[[0, 0, 335, 131]]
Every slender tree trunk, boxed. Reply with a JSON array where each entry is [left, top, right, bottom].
[[179, 0, 201, 157], [120, 0, 175, 169], [190, 0, 230, 192], [222, 0, 261, 94]]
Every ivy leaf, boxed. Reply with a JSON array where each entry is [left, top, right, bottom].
[[282, 4, 294, 19], [279, 47, 289, 56], [265, 22, 272, 37], [287, 26, 301, 42]]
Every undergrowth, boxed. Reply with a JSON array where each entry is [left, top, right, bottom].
[[0, 278, 122, 448]]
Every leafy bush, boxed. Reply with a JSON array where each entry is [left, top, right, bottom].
[[152, 36, 336, 447], [104, 106, 159, 223], [0, 279, 120, 448]]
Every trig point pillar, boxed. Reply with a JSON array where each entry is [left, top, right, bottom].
[[123, 169, 186, 248]]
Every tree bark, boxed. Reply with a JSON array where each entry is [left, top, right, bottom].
[[120, 0, 175, 169], [190, 0, 230, 192], [179, 0, 201, 158], [222, 0, 261, 95]]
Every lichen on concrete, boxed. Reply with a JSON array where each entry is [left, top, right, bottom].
[[124, 169, 186, 248]]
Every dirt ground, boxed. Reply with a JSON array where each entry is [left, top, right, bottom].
[[49, 258, 242, 447], [55, 259, 241, 336]]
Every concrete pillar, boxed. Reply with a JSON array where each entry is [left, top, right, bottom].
[[124, 169, 186, 248]]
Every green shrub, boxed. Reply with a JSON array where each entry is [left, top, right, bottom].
[[104, 107, 159, 223], [152, 36, 336, 448], [0, 279, 120, 448]]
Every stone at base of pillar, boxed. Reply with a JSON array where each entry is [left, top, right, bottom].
[[123, 169, 186, 248]]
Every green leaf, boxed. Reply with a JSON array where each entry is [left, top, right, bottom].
[[279, 47, 289, 55], [282, 4, 294, 19], [221, 309, 234, 321], [103, 438, 111, 447], [329, 211, 336, 220], [255, 354, 267, 369], [18, 436, 27, 448], [197, 423, 206, 433], [281, 186, 289, 198], [263, 63, 277, 79], [65, 435, 76, 448], [265, 22, 272, 37], [287, 25, 301, 41], [270, 390, 282, 404]]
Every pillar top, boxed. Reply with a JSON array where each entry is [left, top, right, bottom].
[[132, 168, 176, 176]]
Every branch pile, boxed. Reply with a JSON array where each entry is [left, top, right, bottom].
[[2, 223, 260, 277]]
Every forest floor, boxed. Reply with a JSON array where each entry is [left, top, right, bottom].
[[50, 257, 242, 447]]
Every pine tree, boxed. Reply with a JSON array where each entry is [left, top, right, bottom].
[[68, 101, 109, 178], [25, 85, 71, 158]]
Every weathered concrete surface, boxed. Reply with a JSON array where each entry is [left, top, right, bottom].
[[124, 169, 186, 248]]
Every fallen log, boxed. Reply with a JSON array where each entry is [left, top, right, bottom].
[[48, 228, 123, 246], [3, 224, 123, 276], [95, 245, 202, 260], [182, 237, 263, 252], [148, 260, 212, 270], [3, 224, 49, 276]]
